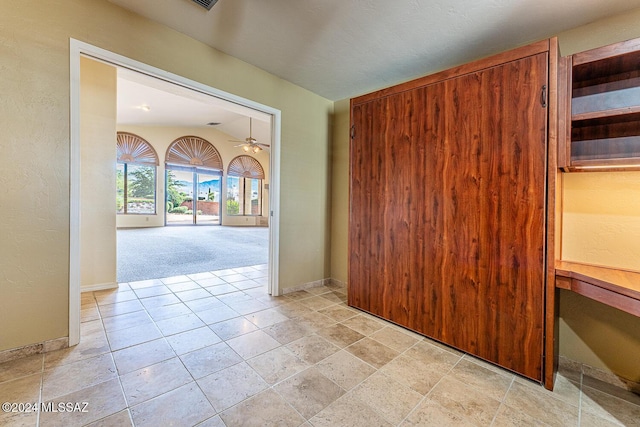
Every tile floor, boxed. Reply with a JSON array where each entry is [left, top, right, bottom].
[[1, 264, 639, 426]]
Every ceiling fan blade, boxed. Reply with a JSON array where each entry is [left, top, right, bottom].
[[230, 118, 265, 150]]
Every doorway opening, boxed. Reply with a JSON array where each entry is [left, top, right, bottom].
[[165, 168, 222, 226], [70, 39, 282, 346]]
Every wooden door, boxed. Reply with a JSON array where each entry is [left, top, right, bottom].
[[349, 52, 549, 380]]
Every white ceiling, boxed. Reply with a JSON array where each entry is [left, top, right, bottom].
[[109, 0, 640, 101], [117, 68, 272, 146]]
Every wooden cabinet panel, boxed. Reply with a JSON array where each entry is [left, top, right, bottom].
[[349, 49, 550, 381], [350, 87, 434, 327]]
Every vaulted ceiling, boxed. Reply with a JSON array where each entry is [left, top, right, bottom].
[[109, 0, 640, 101]]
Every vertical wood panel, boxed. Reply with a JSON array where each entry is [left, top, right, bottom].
[[482, 53, 547, 377], [349, 49, 550, 381], [546, 38, 560, 391]]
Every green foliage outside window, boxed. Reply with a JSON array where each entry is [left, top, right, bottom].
[[226, 199, 240, 215], [116, 167, 125, 213], [166, 170, 186, 210], [127, 165, 155, 198], [116, 163, 156, 214]]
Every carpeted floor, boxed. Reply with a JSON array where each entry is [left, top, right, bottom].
[[117, 226, 269, 283]]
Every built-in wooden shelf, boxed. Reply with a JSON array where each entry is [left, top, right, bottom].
[[560, 37, 640, 171], [555, 261, 640, 317]]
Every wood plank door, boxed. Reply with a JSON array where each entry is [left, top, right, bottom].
[[349, 52, 549, 381]]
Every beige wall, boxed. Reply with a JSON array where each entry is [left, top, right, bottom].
[[0, 0, 332, 352], [116, 125, 270, 228], [330, 99, 350, 284], [330, 8, 640, 381], [561, 172, 640, 270], [559, 290, 640, 382], [0, 6, 71, 349], [80, 57, 118, 290]]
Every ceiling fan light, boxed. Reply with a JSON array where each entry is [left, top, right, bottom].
[[242, 145, 251, 152], [253, 145, 261, 153]]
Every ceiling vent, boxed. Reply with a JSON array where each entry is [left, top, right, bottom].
[[190, 0, 218, 11]]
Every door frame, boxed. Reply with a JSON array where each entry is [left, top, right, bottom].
[[69, 39, 282, 346]]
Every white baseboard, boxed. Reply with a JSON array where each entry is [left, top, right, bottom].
[[81, 282, 118, 293]]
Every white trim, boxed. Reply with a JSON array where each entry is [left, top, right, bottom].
[[268, 113, 281, 296], [80, 282, 119, 293], [69, 38, 281, 338], [69, 42, 81, 347]]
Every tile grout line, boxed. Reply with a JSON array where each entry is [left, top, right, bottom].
[[577, 369, 584, 427], [35, 353, 44, 427], [202, 287, 350, 423], [9, 272, 637, 427], [489, 375, 516, 427], [124, 265, 270, 425]]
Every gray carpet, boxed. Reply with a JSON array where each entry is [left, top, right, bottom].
[[117, 226, 269, 283]]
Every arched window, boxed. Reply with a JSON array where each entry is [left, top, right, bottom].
[[226, 155, 265, 216], [166, 135, 223, 170], [165, 136, 223, 225], [116, 132, 159, 215]]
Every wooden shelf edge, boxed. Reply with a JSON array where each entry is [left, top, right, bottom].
[[571, 105, 640, 122], [566, 157, 640, 171], [564, 165, 640, 172], [572, 38, 640, 66], [555, 260, 640, 317]]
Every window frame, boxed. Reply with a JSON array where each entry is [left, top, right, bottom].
[[117, 162, 157, 215], [116, 132, 159, 216], [226, 175, 262, 216], [226, 155, 265, 217]]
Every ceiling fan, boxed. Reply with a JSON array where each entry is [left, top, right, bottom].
[[229, 117, 270, 153]]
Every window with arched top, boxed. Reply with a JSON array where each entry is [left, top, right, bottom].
[[226, 155, 265, 216], [164, 136, 224, 225], [165, 135, 223, 170], [116, 132, 159, 215]]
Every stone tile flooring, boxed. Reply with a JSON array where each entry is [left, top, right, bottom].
[[1, 264, 639, 426]]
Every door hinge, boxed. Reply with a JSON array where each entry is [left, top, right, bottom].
[[350, 125, 356, 139], [541, 85, 547, 108]]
